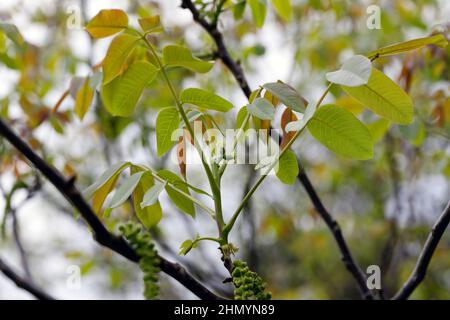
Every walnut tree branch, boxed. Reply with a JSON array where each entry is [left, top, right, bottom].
[[0, 256, 54, 300], [393, 200, 450, 300], [181, 0, 372, 299], [0, 117, 224, 300]]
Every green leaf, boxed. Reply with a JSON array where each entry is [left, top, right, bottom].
[[236, 106, 250, 130], [342, 68, 414, 124], [263, 82, 307, 112], [86, 9, 128, 38], [276, 149, 299, 185], [307, 104, 373, 160], [157, 170, 195, 217], [102, 34, 141, 84], [131, 167, 163, 229], [179, 239, 194, 255], [0, 23, 25, 48], [271, 0, 292, 22], [367, 118, 390, 143], [180, 88, 233, 112], [162, 45, 214, 73], [156, 107, 179, 157], [141, 181, 166, 208], [84, 162, 131, 214], [75, 77, 94, 120], [233, 1, 246, 20], [84, 162, 131, 199], [248, 0, 267, 28], [109, 172, 144, 208], [101, 61, 159, 117], [247, 98, 274, 120], [367, 34, 449, 58], [0, 31, 6, 53], [325, 55, 372, 87], [285, 102, 316, 132], [138, 15, 163, 33]]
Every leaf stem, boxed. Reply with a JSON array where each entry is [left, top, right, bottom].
[[222, 83, 333, 238]]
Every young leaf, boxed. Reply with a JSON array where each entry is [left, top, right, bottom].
[[102, 34, 141, 84], [141, 181, 166, 208], [84, 162, 132, 215], [179, 239, 194, 255], [75, 77, 94, 120], [0, 31, 6, 53], [156, 107, 179, 157], [276, 149, 299, 185], [307, 104, 373, 160], [0, 23, 25, 47], [285, 102, 316, 132], [342, 68, 414, 124], [263, 82, 307, 113], [325, 55, 372, 87], [157, 170, 195, 217], [367, 118, 390, 143], [180, 88, 233, 112], [280, 108, 298, 149], [247, 98, 275, 120], [248, 0, 267, 28], [131, 168, 163, 229], [236, 106, 250, 131], [233, 1, 246, 20], [101, 61, 159, 117], [109, 172, 144, 208], [367, 34, 449, 58], [83, 162, 131, 199], [86, 9, 128, 38], [162, 45, 214, 73], [271, 0, 292, 22], [138, 15, 163, 33]]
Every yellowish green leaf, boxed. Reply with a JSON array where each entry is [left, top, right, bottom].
[[86, 9, 128, 38], [342, 68, 414, 125], [75, 77, 94, 120], [180, 88, 233, 112], [156, 107, 179, 157], [162, 45, 213, 73]]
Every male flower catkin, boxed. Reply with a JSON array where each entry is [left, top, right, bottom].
[[232, 260, 271, 300], [120, 222, 160, 299]]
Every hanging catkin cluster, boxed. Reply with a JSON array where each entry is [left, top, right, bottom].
[[231, 260, 271, 300], [120, 222, 160, 299]]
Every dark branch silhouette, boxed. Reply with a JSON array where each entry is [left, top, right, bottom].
[[181, 0, 372, 299], [0, 256, 54, 300], [0, 117, 224, 300], [393, 200, 450, 300]]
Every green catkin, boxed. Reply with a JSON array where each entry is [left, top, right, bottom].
[[119, 222, 160, 299], [231, 260, 271, 300]]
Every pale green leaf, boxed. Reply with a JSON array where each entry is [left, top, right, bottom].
[[141, 181, 166, 208], [307, 104, 373, 160], [138, 15, 163, 33], [86, 9, 128, 38], [109, 172, 144, 208], [156, 107, 179, 157], [0, 23, 25, 48], [271, 0, 292, 22], [367, 34, 449, 58], [131, 167, 163, 229], [367, 118, 390, 143], [75, 77, 94, 120], [285, 103, 316, 132], [83, 162, 131, 199], [180, 88, 233, 112], [276, 149, 299, 185], [236, 106, 250, 130], [157, 170, 195, 217], [102, 33, 141, 84], [342, 68, 414, 124], [247, 97, 274, 120], [248, 0, 267, 28], [326, 55, 372, 87], [263, 82, 307, 112], [101, 61, 159, 117], [163, 45, 213, 73]]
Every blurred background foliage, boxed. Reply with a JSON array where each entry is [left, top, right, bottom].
[[0, 0, 449, 299]]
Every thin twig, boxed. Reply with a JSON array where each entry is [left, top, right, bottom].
[[393, 200, 450, 300], [0, 117, 224, 300], [0, 256, 54, 300]]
